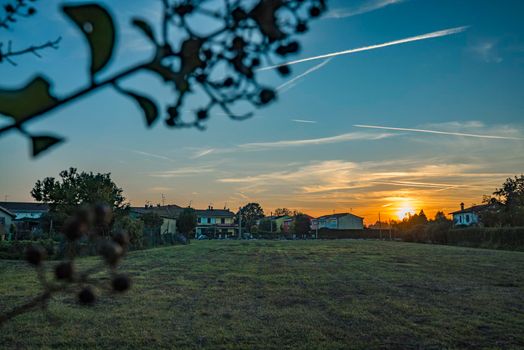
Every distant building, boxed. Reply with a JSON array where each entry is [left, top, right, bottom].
[[0, 202, 49, 237], [311, 213, 364, 230], [450, 202, 499, 227], [0, 205, 16, 239], [195, 206, 236, 238], [130, 204, 182, 234]]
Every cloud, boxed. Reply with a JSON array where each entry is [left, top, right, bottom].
[[149, 166, 215, 178], [292, 119, 318, 124], [324, 0, 404, 19], [353, 124, 524, 140], [133, 150, 175, 162], [238, 132, 395, 149], [192, 148, 215, 159], [277, 59, 332, 91], [259, 26, 469, 71], [470, 40, 502, 63]]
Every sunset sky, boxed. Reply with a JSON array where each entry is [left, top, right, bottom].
[[1, 0, 524, 224]]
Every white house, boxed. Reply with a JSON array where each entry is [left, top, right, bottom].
[[450, 202, 496, 227], [0, 205, 16, 239], [311, 213, 364, 230]]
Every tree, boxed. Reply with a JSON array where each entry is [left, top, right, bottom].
[[0, 0, 326, 157], [258, 218, 277, 233], [113, 216, 144, 249], [274, 208, 292, 217], [177, 208, 197, 235], [433, 211, 448, 223], [31, 168, 129, 226], [291, 214, 311, 237], [492, 175, 524, 226], [238, 203, 265, 230]]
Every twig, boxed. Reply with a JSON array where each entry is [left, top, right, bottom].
[[0, 37, 62, 65]]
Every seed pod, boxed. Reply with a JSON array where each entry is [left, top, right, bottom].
[[99, 241, 123, 266], [94, 203, 113, 227], [25, 245, 46, 266], [112, 275, 131, 292], [54, 261, 74, 281], [78, 287, 96, 305], [112, 230, 129, 250], [62, 216, 88, 241]]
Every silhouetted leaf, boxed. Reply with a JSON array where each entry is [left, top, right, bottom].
[[31, 135, 64, 157], [132, 18, 155, 42], [63, 4, 115, 76], [119, 89, 158, 127], [0, 76, 58, 123]]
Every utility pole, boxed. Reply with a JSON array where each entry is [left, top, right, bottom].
[[270, 211, 273, 233], [161, 193, 165, 206]]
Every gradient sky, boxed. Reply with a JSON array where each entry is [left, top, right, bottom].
[[1, 0, 524, 223]]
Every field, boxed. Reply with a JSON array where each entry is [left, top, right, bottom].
[[1, 240, 524, 349]]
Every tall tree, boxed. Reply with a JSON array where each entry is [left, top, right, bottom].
[[177, 208, 197, 234], [238, 203, 264, 230], [274, 208, 292, 217], [31, 167, 128, 225], [492, 175, 524, 226], [291, 214, 311, 237]]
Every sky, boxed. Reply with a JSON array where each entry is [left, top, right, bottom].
[[1, 0, 524, 224]]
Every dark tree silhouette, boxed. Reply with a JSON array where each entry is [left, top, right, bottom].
[[0, 0, 327, 156]]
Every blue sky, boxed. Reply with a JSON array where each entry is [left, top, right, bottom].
[[1, 0, 524, 222]]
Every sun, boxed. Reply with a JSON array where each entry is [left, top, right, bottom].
[[396, 203, 415, 220]]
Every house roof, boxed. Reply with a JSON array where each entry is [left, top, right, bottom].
[[450, 204, 499, 215], [0, 202, 49, 213], [130, 204, 184, 219], [195, 208, 235, 218], [316, 212, 363, 220], [0, 205, 16, 218]]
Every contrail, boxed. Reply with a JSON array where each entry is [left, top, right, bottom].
[[277, 59, 332, 91], [260, 26, 469, 71], [353, 124, 524, 140]]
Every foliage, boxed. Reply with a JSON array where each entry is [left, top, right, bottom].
[[258, 217, 277, 232], [140, 212, 164, 229], [238, 202, 265, 229], [31, 167, 129, 227], [176, 208, 197, 234], [0, 0, 326, 156], [113, 216, 144, 249], [273, 208, 293, 217], [290, 213, 311, 236], [489, 175, 524, 226], [0, 239, 56, 260]]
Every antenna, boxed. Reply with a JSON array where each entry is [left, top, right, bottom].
[[188, 200, 192, 208], [161, 193, 165, 206]]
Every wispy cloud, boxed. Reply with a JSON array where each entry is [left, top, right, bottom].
[[238, 132, 395, 149], [192, 148, 215, 159], [324, 0, 404, 19], [260, 26, 469, 71], [292, 119, 318, 124], [149, 166, 215, 178], [133, 150, 175, 162], [353, 124, 524, 140], [470, 39, 503, 63], [277, 59, 332, 91]]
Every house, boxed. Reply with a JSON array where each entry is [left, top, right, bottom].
[[0, 205, 16, 239], [450, 202, 498, 227], [130, 204, 182, 234], [0, 202, 49, 237], [311, 213, 364, 230], [195, 206, 236, 238], [282, 214, 314, 233]]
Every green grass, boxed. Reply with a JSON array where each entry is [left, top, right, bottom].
[[1, 240, 524, 349]]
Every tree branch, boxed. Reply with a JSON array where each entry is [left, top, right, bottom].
[[0, 37, 62, 65]]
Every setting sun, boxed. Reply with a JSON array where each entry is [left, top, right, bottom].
[[396, 203, 415, 220]]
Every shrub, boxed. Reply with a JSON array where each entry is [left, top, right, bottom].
[[0, 239, 57, 260]]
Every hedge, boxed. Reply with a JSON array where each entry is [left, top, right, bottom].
[[0, 239, 57, 260]]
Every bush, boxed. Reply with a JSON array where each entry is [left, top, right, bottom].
[[0, 239, 57, 260], [447, 227, 524, 250]]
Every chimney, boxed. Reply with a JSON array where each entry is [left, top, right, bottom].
[[460, 202, 465, 211]]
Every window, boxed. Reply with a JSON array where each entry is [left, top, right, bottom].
[[0, 217, 5, 226], [465, 214, 470, 223], [221, 218, 225, 224], [207, 218, 211, 224]]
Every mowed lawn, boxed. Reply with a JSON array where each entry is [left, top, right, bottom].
[[1, 240, 524, 349]]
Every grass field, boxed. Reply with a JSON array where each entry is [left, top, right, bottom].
[[1, 240, 524, 349]]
